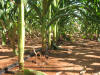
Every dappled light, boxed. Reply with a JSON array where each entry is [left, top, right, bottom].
[[0, 38, 100, 75]]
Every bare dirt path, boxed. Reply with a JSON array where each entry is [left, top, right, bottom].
[[0, 38, 100, 75]]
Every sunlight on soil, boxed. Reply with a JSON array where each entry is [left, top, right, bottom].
[[85, 55, 100, 58], [0, 38, 100, 75]]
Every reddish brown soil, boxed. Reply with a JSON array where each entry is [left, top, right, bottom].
[[0, 37, 100, 75]]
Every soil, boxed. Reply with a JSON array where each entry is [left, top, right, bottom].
[[0, 37, 100, 75]]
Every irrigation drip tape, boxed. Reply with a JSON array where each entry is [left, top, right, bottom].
[[0, 48, 42, 75]]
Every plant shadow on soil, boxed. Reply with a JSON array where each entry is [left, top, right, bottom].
[[47, 40, 100, 74], [24, 39, 100, 74], [1, 38, 100, 75], [0, 45, 15, 60]]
